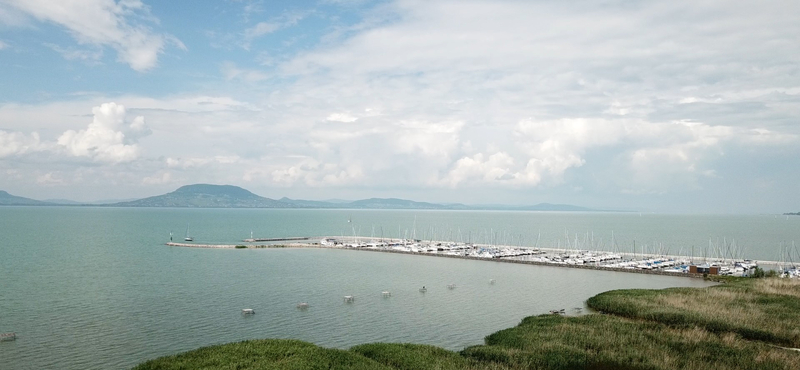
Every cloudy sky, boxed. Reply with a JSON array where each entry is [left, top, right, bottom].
[[0, 0, 798, 213]]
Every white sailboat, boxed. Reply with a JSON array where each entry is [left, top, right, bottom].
[[184, 223, 193, 242]]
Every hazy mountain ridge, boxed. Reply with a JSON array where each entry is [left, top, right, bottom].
[[1, 185, 598, 211], [0, 191, 52, 206], [347, 198, 467, 209], [278, 197, 339, 208]]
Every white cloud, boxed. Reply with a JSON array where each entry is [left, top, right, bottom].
[[44, 43, 103, 64], [36, 172, 65, 185], [221, 62, 269, 82], [442, 152, 515, 187], [166, 155, 241, 169], [142, 171, 171, 185], [739, 128, 797, 145], [240, 10, 307, 50], [0, 40, 7, 50], [57, 102, 151, 163], [244, 22, 280, 40], [2, 0, 184, 71], [326, 113, 358, 122], [267, 158, 364, 187], [0, 131, 43, 158]]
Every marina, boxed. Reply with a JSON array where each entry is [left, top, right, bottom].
[[167, 235, 797, 278]]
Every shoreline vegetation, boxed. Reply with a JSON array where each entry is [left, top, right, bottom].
[[133, 276, 800, 370]]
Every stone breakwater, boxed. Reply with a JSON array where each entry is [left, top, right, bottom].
[[165, 242, 312, 249]]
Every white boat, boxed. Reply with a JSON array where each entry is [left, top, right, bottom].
[[242, 308, 255, 314], [184, 223, 193, 242]]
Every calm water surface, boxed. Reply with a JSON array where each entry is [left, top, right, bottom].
[[1, 207, 796, 370]]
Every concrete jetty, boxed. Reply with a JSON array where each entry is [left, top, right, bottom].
[[242, 237, 309, 242], [165, 242, 312, 249]]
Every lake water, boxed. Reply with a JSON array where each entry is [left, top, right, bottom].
[[1, 207, 796, 370]]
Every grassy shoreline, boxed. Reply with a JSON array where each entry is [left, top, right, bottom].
[[133, 277, 800, 370]]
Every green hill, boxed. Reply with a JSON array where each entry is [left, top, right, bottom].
[[113, 184, 290, 208]]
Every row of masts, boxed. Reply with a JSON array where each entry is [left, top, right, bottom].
[[339, 222, 789, 264]]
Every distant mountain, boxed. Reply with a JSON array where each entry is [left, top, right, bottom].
[[112, 184, 290, 208], [42, 198, 82, 205], [44, 198, 139, 205], [515, 203, 593, 212], [320, 199, 353, 204], [785, 212, 800, 216], [8, 183, 598, 211], [278, 197, 338, 208], [346, 198, 466, 210], [0, 191, 51, 206]]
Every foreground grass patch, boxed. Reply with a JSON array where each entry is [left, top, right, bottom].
[[351, 343, 490, 370], [462, 313, 800, 370], [587, 277, 800, 347], [132, 339, 392, 370]]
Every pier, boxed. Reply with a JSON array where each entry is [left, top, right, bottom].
[[242, 237, 309, 242], [166, 242, 313, 249]]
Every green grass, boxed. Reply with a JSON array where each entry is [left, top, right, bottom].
[[462, 313, 799, 370], [351, 343, 489, 370], [587, 277, 800, 347], [132, 339, 392, 370], [132, 278, 800, 370]]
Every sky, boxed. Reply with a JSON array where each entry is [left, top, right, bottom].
[[0, 0, 798, 213]]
